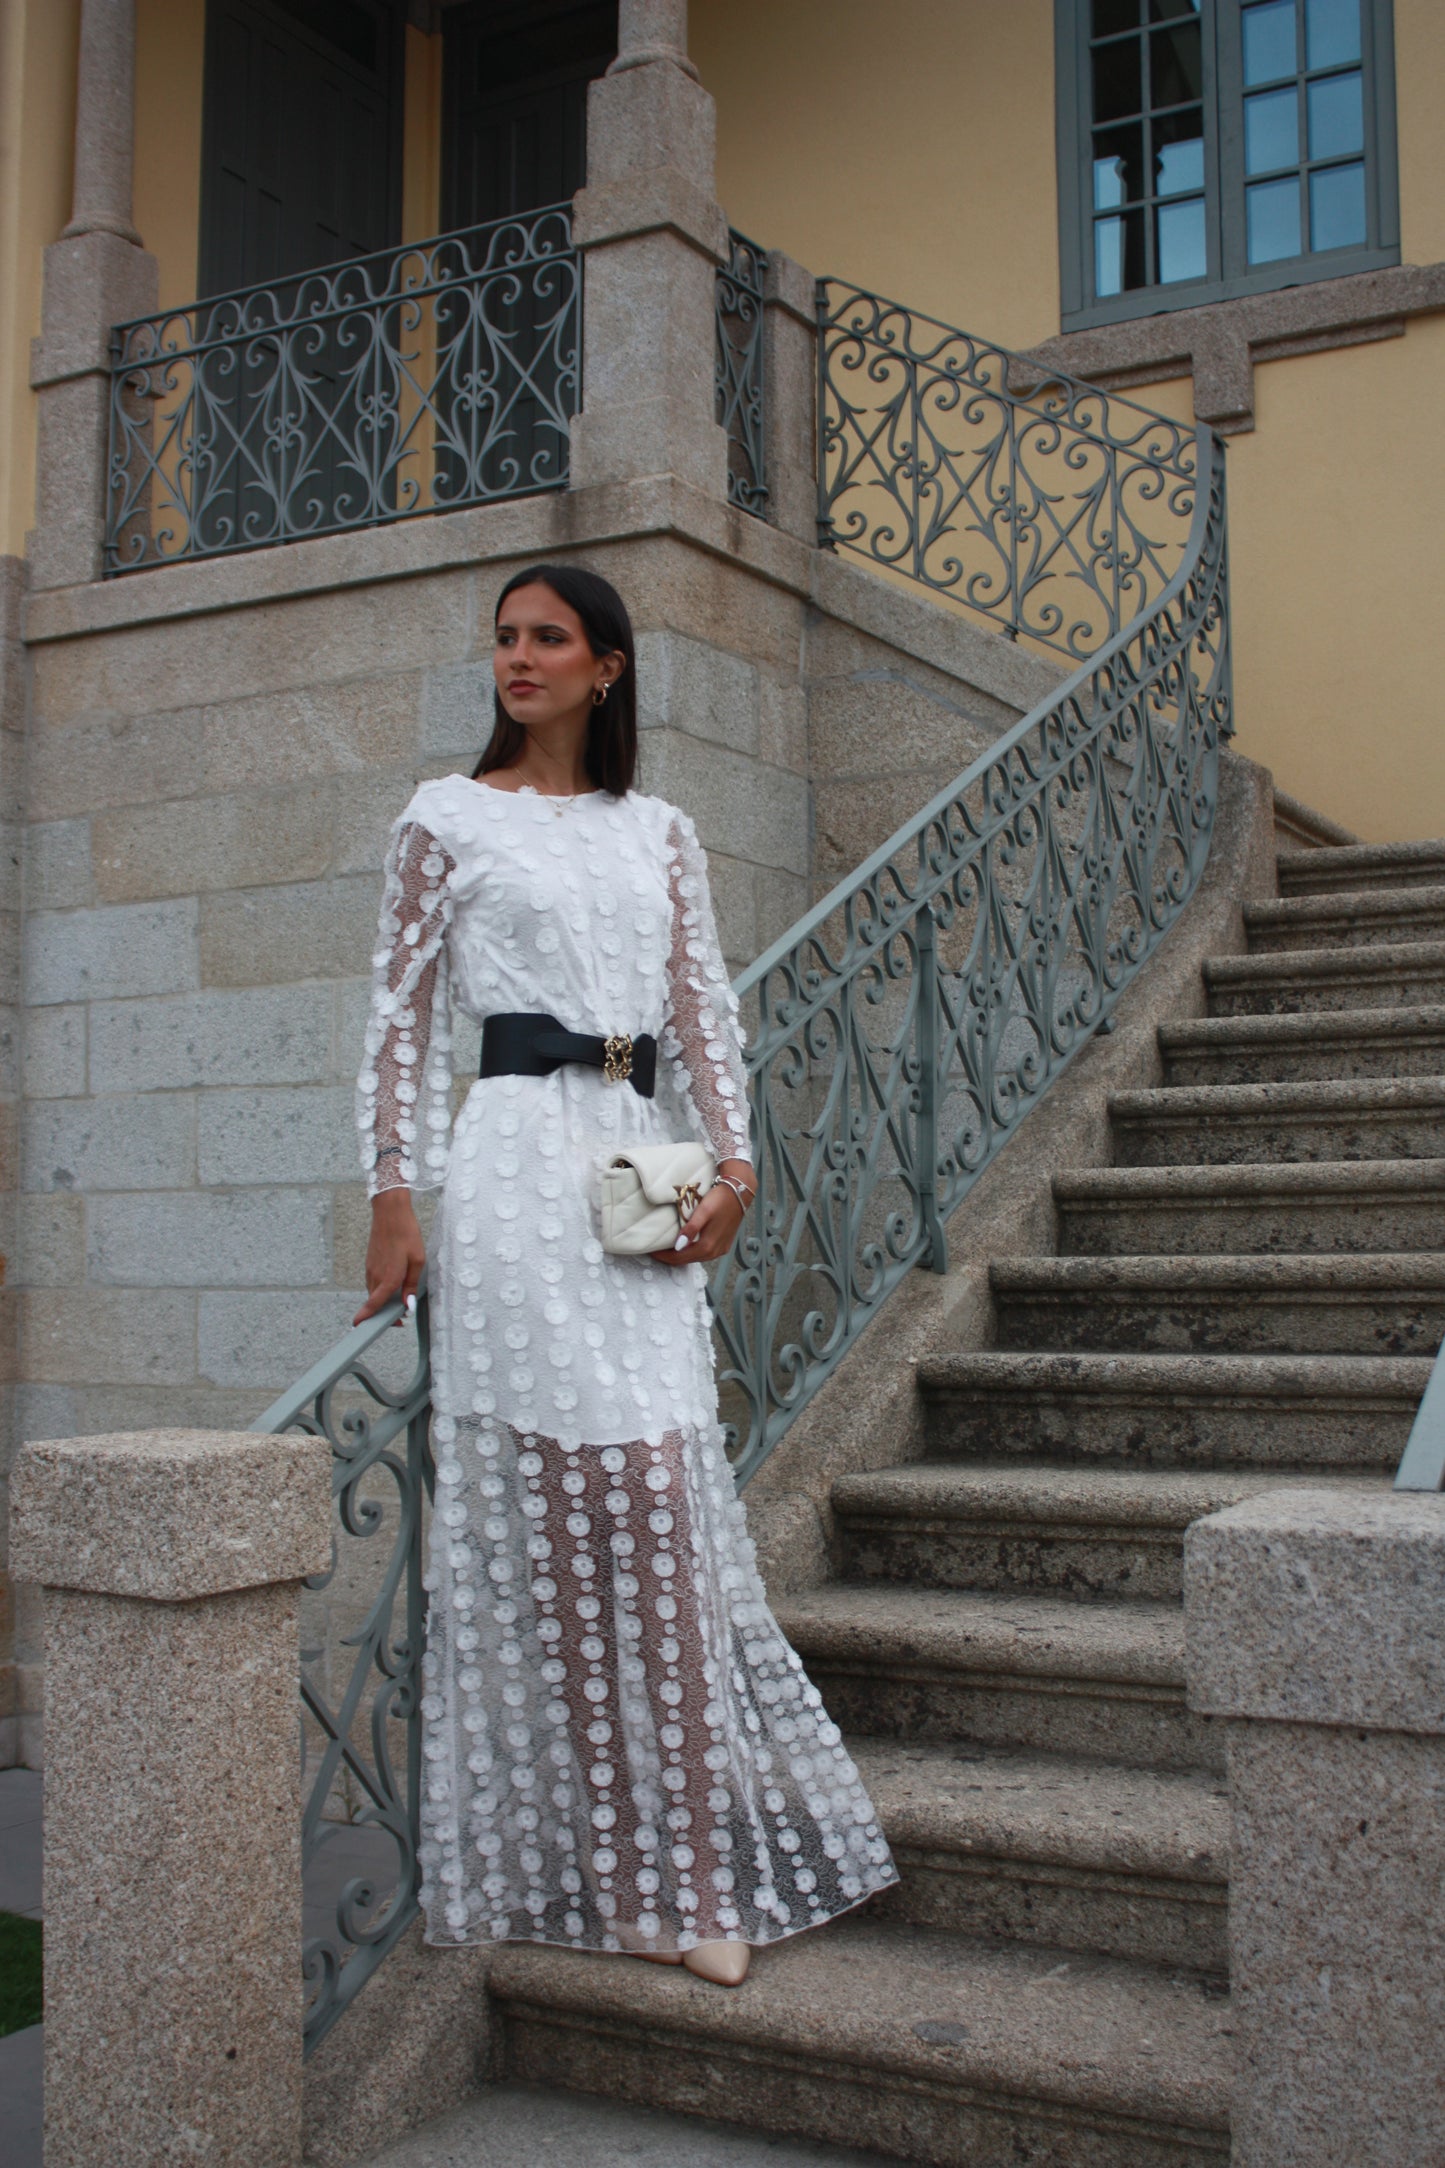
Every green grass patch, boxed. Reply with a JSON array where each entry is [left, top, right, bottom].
[[0, 1911, 42, 2036]]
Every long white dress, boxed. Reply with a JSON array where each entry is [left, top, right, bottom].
[[357, 773, 897, 1953]]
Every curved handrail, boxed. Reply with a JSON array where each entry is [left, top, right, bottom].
[[715, 405, 1230, 1482], [254, 1282, 434, 2059]]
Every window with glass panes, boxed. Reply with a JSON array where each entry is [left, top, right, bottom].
[[1056, 0, 1398, 329]]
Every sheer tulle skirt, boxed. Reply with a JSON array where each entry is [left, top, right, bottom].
[[417, 1406, 898, 1951]]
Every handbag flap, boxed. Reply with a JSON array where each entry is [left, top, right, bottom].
[[607, 1142, 715, 1207]]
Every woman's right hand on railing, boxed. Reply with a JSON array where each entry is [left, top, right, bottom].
[[355, 1189, 427, 1325]]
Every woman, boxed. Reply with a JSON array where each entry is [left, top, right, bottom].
[[355, 564, 896, 1988]]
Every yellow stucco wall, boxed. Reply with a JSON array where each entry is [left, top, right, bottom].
[[0, 0, 80, 561], [692, 0, 1060, 352], [134, 0, 204, 312], [693, 0, 1445, 842]]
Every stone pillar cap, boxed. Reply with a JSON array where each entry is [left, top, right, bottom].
[[1185, 1484, 1445, 1734], [11, 1430, 333, 1602]]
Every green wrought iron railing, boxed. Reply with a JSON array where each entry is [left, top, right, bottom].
[[257, 280, 1232, 2051], [253, 1287, 433, 2057], [106, 206, 580, 573], [715, 228, 769, 517]]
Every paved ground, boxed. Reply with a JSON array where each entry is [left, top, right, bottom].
[[355, 2086, 895, 2167], [0, 1767, 43, 2168], [1, 1773, 886, 2167]]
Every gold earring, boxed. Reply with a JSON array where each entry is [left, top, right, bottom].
[[592, 684, 607, 707]]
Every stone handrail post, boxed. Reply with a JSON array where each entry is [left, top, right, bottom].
[[11, 1429, 333, 2168], [1185, 1487, 1445, 2168], [569, 0, 730, 499], [29, 0, 157, 590]]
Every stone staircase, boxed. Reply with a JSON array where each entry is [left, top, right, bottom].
[[479, 836, 1442, 2166]]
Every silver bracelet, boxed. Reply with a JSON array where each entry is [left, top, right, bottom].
[[715, 1172, 755, 1211]]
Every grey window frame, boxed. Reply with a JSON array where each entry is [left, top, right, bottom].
[[1055, 0, 1400, 331]]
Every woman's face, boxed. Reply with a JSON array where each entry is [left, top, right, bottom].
[[492, 581, 620, 728]]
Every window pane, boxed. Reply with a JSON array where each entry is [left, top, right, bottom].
[[1308, 70, 1364, 160], [1248, 174, 1303, 260], [1305, 0, 1361, 70], [1243, 0, 1298, 87], [1148, 0, 1201, 19], [1245, 86, 1300, 173], [1093, 0, 1139, 34], [1157, 194, 1207, 281], [1150, 18, 1203, 104], [1310, 159, 1366, 248], [1095, 208, 1148, 294], [1155, 108, 1204, 194], [1094, 121, 1147, 206], [1093, 34, 1143, 121]]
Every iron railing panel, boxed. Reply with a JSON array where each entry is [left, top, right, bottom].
[[716, 229, 769, 518], [817, 280, 1200, 658], [252, 1286, 434, 2059], [106, 207, 581, 573], [716, 420, 1231, 1481]]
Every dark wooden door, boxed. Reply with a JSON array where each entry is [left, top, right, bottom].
[[437, 2, 613, 500], [441, 0, 616, 227], [194, 0, 405, 549], [200, 0, 403, 295]]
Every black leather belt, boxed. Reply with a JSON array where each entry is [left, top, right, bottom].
[[480, 1011, 658, 1097]]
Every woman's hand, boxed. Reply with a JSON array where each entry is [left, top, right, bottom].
[[651, 1160, 755, 1267], [355, 1188, 427, 1324]]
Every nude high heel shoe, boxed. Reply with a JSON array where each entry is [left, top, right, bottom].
[[682, 1940, 751, 1986]]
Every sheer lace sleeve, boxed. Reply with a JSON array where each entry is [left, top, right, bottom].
[[357, 820, 457, 1197], [660, 810, 753, 1165]]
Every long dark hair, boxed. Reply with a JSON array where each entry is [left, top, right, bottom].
[[474, 564, 638, 797]]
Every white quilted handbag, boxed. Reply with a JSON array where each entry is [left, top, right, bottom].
[[599, 1141, 717, 1255]]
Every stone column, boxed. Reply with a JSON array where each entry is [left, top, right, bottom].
[[10, 1428, 333, 2168], [569, 0, 730, 499], [1185, 1487, 1445, 2168], [761, 251, 818, 546], [28, 0, 158, 591]]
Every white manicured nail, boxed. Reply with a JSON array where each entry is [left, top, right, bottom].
[[674, 1234, 689, 1251], [405, 1293, 417, 1314]]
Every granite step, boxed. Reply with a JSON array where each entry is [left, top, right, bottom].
[[1108, 1076, 1445, 1167], [491, 1913, 1232, 2167], [990, 1253, 1445, 1359], [1276, 838, 1445, 897], [1204, 939, 1445, 1016], [1160, 1003, 1445, 1086], [1054, 1158, 1445, 1256], [917, 1349, 1425, 1470], [853, 1740, 1230, 1974], [1244, 883, 1445, 953], [831, 1460, 1383, 1602], [772, 1585, 1210, 1771]]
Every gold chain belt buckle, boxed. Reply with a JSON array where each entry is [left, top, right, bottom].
[[674, 1179, 704, 1220], [602, 1031, 633, 1084]]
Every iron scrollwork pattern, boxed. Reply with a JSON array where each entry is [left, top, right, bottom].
[[713, 416, 1231, 1485], [105, 207, 580, 573], [251, 1289, 434, 2058], [716, 229, 769, 518], [817, 280, 1200, 658]]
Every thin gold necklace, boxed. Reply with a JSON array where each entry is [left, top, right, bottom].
[[517, 776, 593, 816]]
